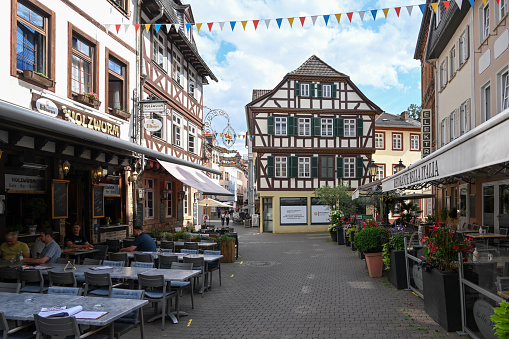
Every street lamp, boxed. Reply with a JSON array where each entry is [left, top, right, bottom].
[[368, 161, 379, 180], [395, 159, 406, 173]]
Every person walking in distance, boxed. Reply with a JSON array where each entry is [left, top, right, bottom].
[[221, 210, 225, 227], [225, 211, 231, 226]]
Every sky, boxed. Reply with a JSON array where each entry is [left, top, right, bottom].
[[185, 0, 427, 155]]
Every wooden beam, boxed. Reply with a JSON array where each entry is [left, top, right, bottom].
[[34, 136, 49, 151], [8, 131, 23, 145]]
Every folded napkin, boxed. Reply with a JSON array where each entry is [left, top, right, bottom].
[[38, 306, 83, 318]]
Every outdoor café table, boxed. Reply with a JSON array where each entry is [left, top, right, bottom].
[[63, 248, 100, 263], [0, 291, 147, 338], [469, 233, 509, 252], [173, 241, 217, 251], [136, 268, 199, 324]]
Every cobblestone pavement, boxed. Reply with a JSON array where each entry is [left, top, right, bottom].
[[125, 222, 463, 339]]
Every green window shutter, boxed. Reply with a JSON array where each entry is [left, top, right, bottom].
[[334, 118, 340, 137], [288, 117, 294, 136], [310, 83, 315, 97], [295, 81, 300, 97], [289, 156, 298, 178], [311, 157, 319, 178], [267, 116, 274, 135], [332, 84, 337, 98], [312, 117, 321, 136], [267, 156, 275, 178], [338, 118, 344, 137], [317, 84, 323, 98], [356, 157, 364, 179], [356, 118, 363, 137], [292, 117, 298, 136], [336, 157, 344, 178]]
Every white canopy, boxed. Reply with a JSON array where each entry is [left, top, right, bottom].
[[198, 198, 231, 207]]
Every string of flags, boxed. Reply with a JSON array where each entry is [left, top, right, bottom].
[[204, 131, 255, 139], [104, 1, 486, 35]]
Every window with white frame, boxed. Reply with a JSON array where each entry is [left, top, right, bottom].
[[440, 58, 448, 89], [449, 46, 456, 78], [165, 181, 172, 217], [499, 69, 509, 111], [481, 83, 491, 123], [375, 165, 385, 181], [481, 1, 490, 42], [153, 32, 165, 69], [436, 4, 441, 27], [188, 124, 196, 154], [151, 112, 164, 139], [301, 84, 309, 96], [275, 117, 287, 135], [498, 0, 507, 21], [460, 101, 467, 135], [459, 28, 469, 66], [344, 119, 356, 137], [298, 118, 311, 136], [321, 118, 333, 136], [344, 158, 356, 178], [323, 85, 331, 97], [275, 156, 287, 177], [411, 135, 420, 150], [145, 178, 154, 219], [189, 70, 195, 98], [172, 112, 182, 147], [375, 133, 384, 149], [172, 51, 181, 85], [392, 134, 402, 150], [71, 34, 95, 95], [441, 119, 447, 146], [183, 185, 189, 216], [449, 112, 455, 141], [298, 157, 310, 178]]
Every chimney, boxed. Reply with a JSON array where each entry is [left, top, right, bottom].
[[401, 111, 410, 121]]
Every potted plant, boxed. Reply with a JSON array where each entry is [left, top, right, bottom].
[[383, 226, 409, 289], [77, 92, 101, 108], [105, 217, 112, 226], [420, 223, 474, 332], [329, 210, 345, 245], [216, 234, 236, 263], [192, 234, 203, 242], [21, 70, 54, 88], [354, 227, 388, 277], [110, 106, 131, 120], [491, 300, 509, 338], [116, 218, 122, 226]]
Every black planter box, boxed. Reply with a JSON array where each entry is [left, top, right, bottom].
[[423, 269, 461, 332], [350, 232, 357, 251], [336, 227, 344, 245], [344, 229, 351, 246], [329, 230, 337, 243], [387, 250, 408, 289]]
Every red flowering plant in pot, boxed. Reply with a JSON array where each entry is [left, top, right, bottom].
[[420, 222, 474, 272]]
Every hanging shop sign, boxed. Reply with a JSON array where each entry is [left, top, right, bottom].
[[5, 174, 46, 193], [421, 109, 432, 157], [144, 119, 163, 132], [104, 184, 121, 197], [141, 101, 165, 113], [35, 97, 59, 117], [31, 94, 121, 138]]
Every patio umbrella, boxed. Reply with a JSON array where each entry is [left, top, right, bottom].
[[198, 198, 231, 208]]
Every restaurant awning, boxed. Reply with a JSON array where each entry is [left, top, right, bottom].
[[0, 100, 221, 175], [158, 160, 233, 196], [352, 179, 382, 199], [382, 107, 509, 192]]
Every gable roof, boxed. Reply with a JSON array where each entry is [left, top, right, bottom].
[[289, 55, 348, 78], [252, 89, 271, 101], [375, 112, 421, 128]]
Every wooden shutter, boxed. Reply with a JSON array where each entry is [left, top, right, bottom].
[[336, 157, 343, 178], [295, 81, 300, 97], [317, 84, 323, 97], [267, 116, 274, 135], [332, 84, 337, 98], [289, 156, 298, 178], [356, 157, 364, 179], [465, 25, 470, 60], [267, 156, 274, 178], [466, 99, 471, 132], [292, 117, 298, 136], [356, 118, 363, 137], [312, 117, 321, 136], [454, 109, 460, 140], [288, 117, 294, 136], [311, 157, 319, 178], [337, 118, 344, 137], [310, 83, 315, 97]]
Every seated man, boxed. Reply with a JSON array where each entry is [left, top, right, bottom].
[[65, 223, 94, 249], [24, 228, 62, 264], [119, 226, 157, 252], [0, 232, 30, 260]]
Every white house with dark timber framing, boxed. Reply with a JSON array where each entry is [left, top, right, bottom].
[[245, 55, 383, 233]]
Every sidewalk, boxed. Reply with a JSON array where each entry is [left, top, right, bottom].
[[126, 226, 462, 338]]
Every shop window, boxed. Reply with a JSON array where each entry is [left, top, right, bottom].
[[70, 28, 97, 98], [13, 0, 54, 81], [145, 178, 154, 219], [106, 51, 128, 112]]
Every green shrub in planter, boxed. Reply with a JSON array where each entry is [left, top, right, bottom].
[[354, 227, 388, 253]]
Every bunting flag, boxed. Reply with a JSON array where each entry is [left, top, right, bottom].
[[144, 24, 151, 33], [207, 22, 214, 31], [311, 15, 318, 25], [186, 23, 192, 32], [219, 22, 225, 31], [165, 24, 171, 33], [430, 2, 438, 13], [323, 15, 330, 26], [253, 20, 260, 30], [443, 1, 451, 10], [288, 17, 295, 27], [347, 12, 354, 22], [335, 14, 341, 24], [265, 19, 271, 28], [276, 18, 283, 28], [383, 8, 390, 18], [455, 0, 463, 9], [468, 0, 474, 7], [300, 16, 306, 26], [371, 9, 377, 20], [155, 24, 161, 33], [482, 0, 487, 5], [134, 24, 140, 33], [241, 21, 248, 30], [196, 23, 202, 32], [419, 4, 426, 14], [105, 24, 110, 33], [124, 24, 130, 33], [115, 24, 121, 34], [395, 7, 401, 17], [230, 21, 236, 31], [358, 11, 365, 21], [407, 6, 414, 15]]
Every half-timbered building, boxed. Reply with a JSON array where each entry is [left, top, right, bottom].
[[245, 55, 383, 233]]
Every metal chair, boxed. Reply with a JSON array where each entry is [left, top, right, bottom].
[[134, 253, 153, 263], [16, 269, 48, 293], [496, 276, 509, 291], [34, 314, 109, 339], [93, 244, 109, 261], [203, 250, 222, 288], [108, 252, 129, 267], [106, 240, 121, 253], [0, 282, 20, 294], [47, 286, 81, 296], [102, 260, 125, 267], [56, 258, 75, 265], [160, 241, 175, 252], [106, 288, 145, 339], [183, 242, 199, 251], [158, 255, 178, 269], [183, 256, 205, 294], [169, 262, 194, 312], [137, 274, 176, 331], [83, 272, 113, 297], [0, 312, 34, 339], [132, 262, 154, 268], [83, 258, 102, 265], [122, 239, 134, 248], [180, 249, 197, 255], [48, 271, 77, 288]]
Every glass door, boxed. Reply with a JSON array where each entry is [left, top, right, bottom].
[[498, 184, 509, 230], [262, 198, 273, 233], [483, 185, 495, 231]]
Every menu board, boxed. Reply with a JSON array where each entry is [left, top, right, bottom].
[[52, 180, 69, 219], [92, 185, 104, 218]]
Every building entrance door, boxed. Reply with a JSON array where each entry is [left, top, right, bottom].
[[262, 198, 273, 233], [459, 185, 469, 228]]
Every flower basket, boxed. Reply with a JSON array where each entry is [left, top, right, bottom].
[[22, 70, 54, 88], [77, 94, 101, 108], [110, 107, 131, 120]]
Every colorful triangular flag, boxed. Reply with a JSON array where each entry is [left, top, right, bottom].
[[165, 24, 171, 33], [311, 15, 318, 25], [207, 22, 214, 31], [482, 0, 487, 5], [124, 24, 129, 33], [276, 18, 283, 28], [468, 0, 474, 7], [430, 3, 438, 13], [407, 5, 414, 16], [219, 22, 225, 31], [144, 24, 151, 33], [115, 24, 121, 34], [155, 24, 161, 33], [265, 19, 271, 28], [335, 14, 341, 23], [371, 9, 378, 20], [186, 23, 192, 32], [196, 23, 202, 32], [395, 7, 401, 17], [383, 8, 390, 18], [230, 21, 236, 31], [241, 21, 248, 30], [419, 4, 426, 14], [323, 15, 330, 26], [299, 16, 306, 27], [358, 11, 365, 21], [455, 0, 463, 9], [288, 17, 294, 27], [444, 1, 451, 10], [253, 20, 259, 30], [105, 24, 111, 34], [134, 24, 140, 33], [347, 12, 354, 22]]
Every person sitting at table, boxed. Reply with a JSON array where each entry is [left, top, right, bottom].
[[119, 226, 157, 252], [0, 232, 30, 260], [23, 228, 62, 264], [65, 223, 94, 249]]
